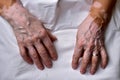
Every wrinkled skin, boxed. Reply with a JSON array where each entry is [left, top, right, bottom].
[[1, 1, 108, 74], [72, 15, 108, 75], [2, 2, 58, 70]]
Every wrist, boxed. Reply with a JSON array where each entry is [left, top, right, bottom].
[[90, 7, 108, 20], [89, 6, 109, 28], [89, 0, 111, 25], [1, 1, 32, 27]]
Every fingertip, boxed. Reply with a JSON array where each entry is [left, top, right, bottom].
[[53, 36, 57, 41], [46, 64, 52, 68], [51, 53, 58, 61], [38, 66, 45, 70], [101, 63, 107, 69], [100, 47, 108, 69], [90, 69, 96, 75], [80, 66, 86, 74], [52, 56, 58, 61], [51, 36, 57, 42], [80, 69, 86, 74], [72, 63, 78, 69], [90, 72, 95, 75], [46, 61, 53, 68], [27, 60, 34, 65], [101, 57, 108, 69]]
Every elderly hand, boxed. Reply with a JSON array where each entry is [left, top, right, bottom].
[[1, 2, 58, 70], [15, 17, 58, 70], [72, 14, 108, 74]]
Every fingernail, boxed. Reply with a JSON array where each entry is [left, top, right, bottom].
[[102, 66, 105, 69], [72, 64, 78, 69], [27, 61, 33, 64], [52, 56, 58, 61], [53, 57, 57, 60], [47, 63, 53, 68], [101, 64, 106, 69], [90, 70, 95, 75], [72, 66, 77, 70], [39, 67, 44, 70], [80, 69, 86, 74], [29, 62, 33, 65]]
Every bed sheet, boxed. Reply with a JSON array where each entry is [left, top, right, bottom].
[[0, 0, 120, 80]]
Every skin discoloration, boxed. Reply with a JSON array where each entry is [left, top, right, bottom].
[[93, 1, 102, 9], [72, 14, 108, 75], [1, 1, 58, 70], [0, 0, 116, 75], [0, 0, 16, 14], [0, 0, 16, 8]]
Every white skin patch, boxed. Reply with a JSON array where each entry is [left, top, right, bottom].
[[93, 1, 102, 9], [91, 1, 107, 20]]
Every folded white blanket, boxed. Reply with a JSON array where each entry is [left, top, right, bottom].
[[0, 0, 120, 80]]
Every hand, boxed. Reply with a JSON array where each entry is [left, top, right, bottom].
[[1, 2, 58, 70], [16, 20, 58, 70], [72, 15, 108, 74], [13, 12, 58, 70]]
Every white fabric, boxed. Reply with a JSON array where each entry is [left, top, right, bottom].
[[0, 0, 120, 80]]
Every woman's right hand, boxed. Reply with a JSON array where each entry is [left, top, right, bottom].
[[1, 1, 58, 70]]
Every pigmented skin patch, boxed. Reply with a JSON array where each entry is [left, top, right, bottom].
[[93, 1, 102, 9], [0, 0, 16, 9]]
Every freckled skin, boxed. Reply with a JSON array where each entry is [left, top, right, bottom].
[[0, 0, 117, 75], [0, 0, 16, 13], [1, 1, 58, 70], [72, 0, 116, 75], [72, 14, 108, 75]]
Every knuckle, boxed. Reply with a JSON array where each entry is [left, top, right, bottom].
[[83, 59, 88, 64], [40, 29, 47, 38], [73, 54, 78, 60], [78, 40, 83, 45], [90, 44, 94, 49], [31, 53, 38, 59], [18, 40, 24, 44], [86, 43, 94, 49], [33, 35, 39, 41], [93, 59, 97, 64], [40, 52, 47, 58], [24, 38, 33, 45], [39, 47, 46, 54], [39, 48, 47, 57], [48, 43, 54, 49]]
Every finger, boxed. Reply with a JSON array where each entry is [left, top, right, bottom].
[[100, 46, 108, 69], [46, 29, 57, 42], [19, 45, 33, 64], [90, 51, 99, 75], [80, 48, 91, 74], [34, 41, 52, 68], [27, 46, 44, 70], [42, 36, 58, 60], [72, 45, 83, 69]]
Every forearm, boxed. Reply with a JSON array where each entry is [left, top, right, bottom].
[[90, 0, 117, 23], [92, 0, 116, 12], [0, 0, 32, 28], [0, 0, 17, 14]]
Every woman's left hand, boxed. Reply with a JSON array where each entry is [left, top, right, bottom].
[[72, 14, 108, 75]]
